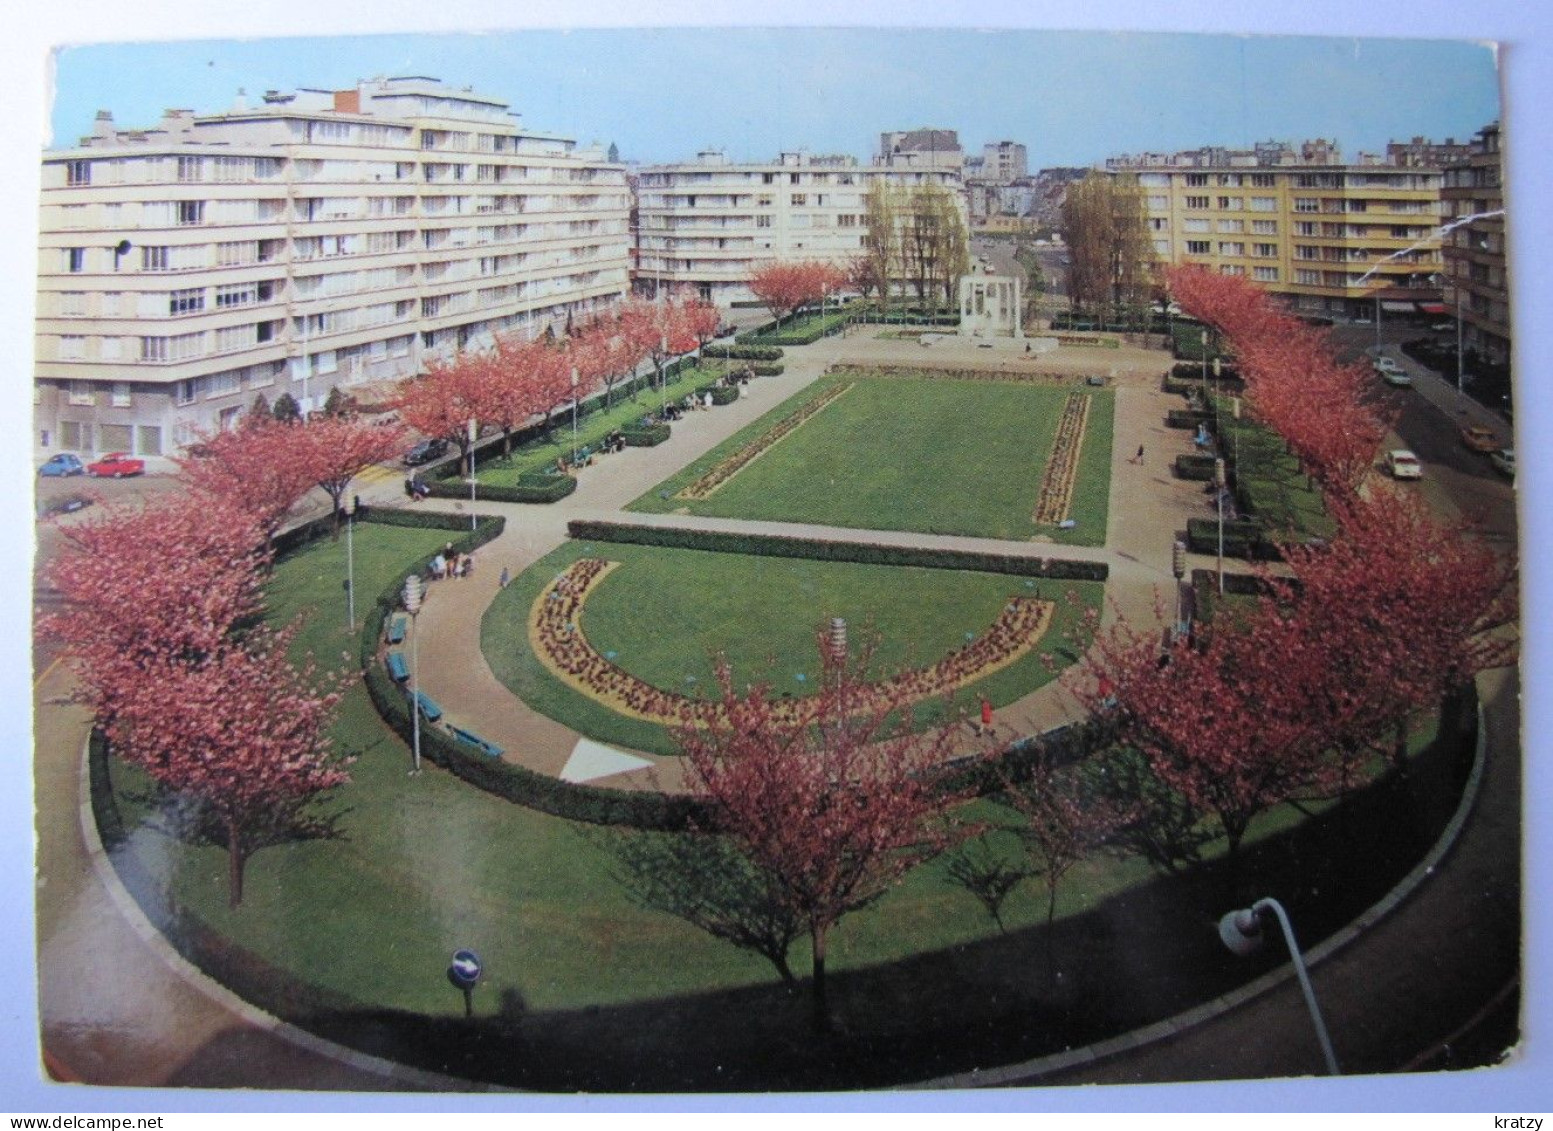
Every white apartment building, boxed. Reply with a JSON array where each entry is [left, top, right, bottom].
[[635, 149, 964, 307], [36, 76, 630, 460]]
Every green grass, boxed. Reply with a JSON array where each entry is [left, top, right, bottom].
[[483, 540, 1104, 755], [627, 373, 1113, 546], [470, 361, 731, 486], [1221, 405, 1334, 539], [100, 522, 1473, 1089]]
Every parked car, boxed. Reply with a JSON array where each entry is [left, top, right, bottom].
[[1461, 424, 1498, 453], [1386, 450, 1423, 480], [1431, 321, 1456, 332], [86, 451, 146, 478], [1490, 448, 1516, 478], [36, 492, 93, 519], [1372, 358, 1413, 387], [38, 453, 84, 478], [403, 437, 450, 467]]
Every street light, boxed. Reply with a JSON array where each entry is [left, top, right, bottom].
[[1214, 458, 1226, 596], [467, 416, 478, 532], [1200, 329, 1210, 402], [1171, 539, 1187, 637], [402, 574, 424, 775], [344, 494, 356, 632], [570, 365, 580, 467], [1219, 897, 1341, 1076]]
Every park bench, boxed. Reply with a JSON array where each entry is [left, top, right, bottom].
[[387, 614, 408, 644], [448, 725, 505, 759], [412, 690, 443, 724], [386, 651, 409, 682]]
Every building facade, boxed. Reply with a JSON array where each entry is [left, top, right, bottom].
[[36, 76, 630, 460], [878, 129, 964, 171], [1441, 123, 1508, 365], [634, 149, 963, 307], [1105, 140, 1445, 319]]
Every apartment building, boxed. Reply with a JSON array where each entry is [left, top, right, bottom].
[[1105, 141, 1445, 320], [635, 149, 963, 306], [1441, 123, 1508, 365], [36, 76, 630, 460], [878, 129, 965, 171]]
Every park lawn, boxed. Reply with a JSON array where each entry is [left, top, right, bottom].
[[100, 520, 1464, 1087], [471, 361, 731, 487], [1226, 408, 1334, 540], [740, 307, 850, 345], [483, 539, 1103, 755], [628, 373, 1114, 546]]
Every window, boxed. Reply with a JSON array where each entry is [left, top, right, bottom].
[[1249, 196, 1277, 212], [1186, 240, 1211, 255], [1218, 242, 1244, 256], [791, 194, 807, 206], [1216, 219, 1244, 233], [1253, 267, 1279, 282], [757, 194, 773, 207], [101, 292, 121, 316], [65, 248, 85, 273], [1146, 194, 1169, 210], [67, 379, 95, 405], [60, 292, 87, 317], [1295, 269, 1320, 285], [1220, 265, 1245, 276], [169, 288, 204, 315], [1295, 198, 1319, 213], [58, 336, 86, 361], [111, 382, 131, 407], [65, 160, 91, 185], [1295, 221, 1318, 236], [175, 379, 196, 406], [1183, 218, 1210, 233], [1252, 219, 1278, 234], [1296, 245, 1320, 260], [1251, 174, 1276, 187], [142, 246, 171, 271], [1185, 173, 1208, 187], [1185, 196, 1209, 210], [176, 200, 205, 226], [1253, 243, 1278, 257], [1217, 197, 1242, 211], [176, 156, 204, 182], [755, 215, 772, 228]]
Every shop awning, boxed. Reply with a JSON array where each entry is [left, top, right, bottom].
[[1381, 301, 1416, 313], [1419, 303, 1449, 315]]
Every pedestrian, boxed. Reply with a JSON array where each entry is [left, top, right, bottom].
[[499, 565, 511, 590], [979, 696, 994, 736], [1131, 444, 1145, 464]]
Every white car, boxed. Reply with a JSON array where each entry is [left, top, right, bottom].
[[1386, 450, 1423, 480], [1490, 448, 1515, 478]]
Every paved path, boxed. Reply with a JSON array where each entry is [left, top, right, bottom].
[[30, 324, 1525, 1097]]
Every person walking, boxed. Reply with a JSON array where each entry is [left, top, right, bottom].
[[979, 696, 994, 736], [1130, 444, 1145, 464], [499, 565, 511, 590]]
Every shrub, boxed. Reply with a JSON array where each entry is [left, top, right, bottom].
[[1167, 409, 1214, 430], [426, 473, 577, 505], [1174, 454, 1219, 481], [1186, 516, 1282, 561], [702, 344, 784, 362], [622, 424, 671, 447], [566, 519, 1110, 581], [751, 363, 785, 377], [695, 384, 741, 406]]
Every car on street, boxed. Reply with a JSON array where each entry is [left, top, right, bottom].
[[86, 452, 146, 478], [1431, 321, 1456, 332], [1372, 357, 1412, 386], [1490, 448, 1516, 478], [38, 453, 84, 478], [1386, 450, 1423, 480], [403, 437, 450, 467], [1461, 424, 1499, 453], [36, 492, 93, 519]]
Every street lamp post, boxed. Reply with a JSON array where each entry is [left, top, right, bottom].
[[1455, 276, 1466, 399], [1219, 897, 1341, 1076], [570, 365, 580, 467], [402, 574, 424, 775], [1200, 329, 1210, 403], [344, 494, 356, 632], [659, 332, 669, 420], [1171, 540, 1187, 638], [467, 417, 478, 532], [1214, 458, 1226, 596]]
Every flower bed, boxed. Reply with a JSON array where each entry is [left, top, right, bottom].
[[529, 558, 1054, 728], [1033, 393, 1091, 526]]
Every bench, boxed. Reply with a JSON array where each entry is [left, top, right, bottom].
[[387, 614, 407, 644], [386, 651, 409, 682], [448, 725, 505, 759], [412, 690, 443, 724]]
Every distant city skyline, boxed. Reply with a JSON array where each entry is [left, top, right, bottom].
[[47, 28, 1501, 169]]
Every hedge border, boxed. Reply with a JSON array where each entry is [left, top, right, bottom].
[[565, 518, 1110, 581]]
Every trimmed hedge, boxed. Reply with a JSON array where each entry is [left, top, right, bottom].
[[427, 473, 578, 505], [1167, 409, 1214, 430], [1186, 516, 1282, 561], [695, 384, 741, 406], [622, 423, 671, 447], [750, 362, 785, 377], [1174, 454, 1219, 481], [566, 519, 1110, 581], [362, 662, 709, 830], [703, 344, 784, 362]]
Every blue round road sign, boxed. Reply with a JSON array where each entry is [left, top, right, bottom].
[[448, 948, 482, 989]]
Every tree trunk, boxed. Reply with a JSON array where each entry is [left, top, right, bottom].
[[226, 815, 246, 909], [771, 951, 798, 990], [1044, 881, 1058, 989], [810, 924, 831, 1032]]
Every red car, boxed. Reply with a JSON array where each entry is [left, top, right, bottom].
[[86, 452, 145, 478]]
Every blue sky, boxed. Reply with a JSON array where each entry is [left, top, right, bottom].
[[47, 28, 1501, 167]]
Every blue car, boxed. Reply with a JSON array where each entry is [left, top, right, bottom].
[[38, 453, 85, 478]]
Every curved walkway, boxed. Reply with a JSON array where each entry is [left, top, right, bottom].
[[31, 327, 1525, 1095]]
